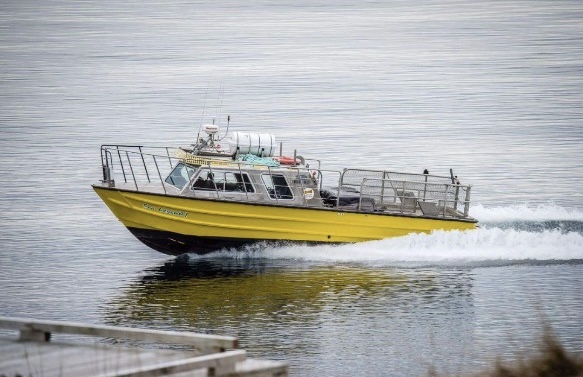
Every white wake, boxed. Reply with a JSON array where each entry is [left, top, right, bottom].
[[196, 203, 583, 264]]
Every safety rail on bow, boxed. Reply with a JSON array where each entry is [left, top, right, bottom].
[[100, 145, 179, 193]]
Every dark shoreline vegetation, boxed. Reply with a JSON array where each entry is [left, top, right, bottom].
[[432, 330, 583, 377]]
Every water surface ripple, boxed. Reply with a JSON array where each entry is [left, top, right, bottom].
[[1, 0, 582, 375]]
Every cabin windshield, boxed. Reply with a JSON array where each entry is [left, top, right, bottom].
[[165, 163, 196, 189]]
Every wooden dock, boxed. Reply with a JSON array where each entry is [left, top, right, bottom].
[[0, 317, 288, 377]]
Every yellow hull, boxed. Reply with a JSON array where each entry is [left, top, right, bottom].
[[93, 186, 477, 255]]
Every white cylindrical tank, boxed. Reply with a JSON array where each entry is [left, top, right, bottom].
[[228, 132, 277, 157]]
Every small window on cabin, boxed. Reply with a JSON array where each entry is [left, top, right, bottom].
[[261, 174, 293, 200], [192, 170, 217, 191], [234, 173, 255, 193], [165, 163, 196, 189], [223, 172, 240, 192], [192, 170, 255, 193], [293, 172, 314, 185]]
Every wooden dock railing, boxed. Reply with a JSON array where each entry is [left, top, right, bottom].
[[0, 316, 288, 377]]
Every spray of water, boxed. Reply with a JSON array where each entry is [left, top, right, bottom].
[[192, 203, 583, 265], [472, 202, 583, 222]]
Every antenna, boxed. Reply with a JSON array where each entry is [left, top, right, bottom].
[[216, 84, 224, 127], [200, 85, 209, 126], [220, 115, 230, 141], [196, 86, 210, 143]]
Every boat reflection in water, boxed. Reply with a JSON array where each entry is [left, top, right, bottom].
[[104, 256, 475, 360]]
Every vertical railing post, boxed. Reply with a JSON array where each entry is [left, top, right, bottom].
[[454, 184, 460, 211], [153, 155, 166, 194], [423, 173, 428, 202], [381, 172, 388, 207], [102, 149, 115, 187], [400, 180, 408, 213], [464, 186, 471, 217], [335, 174, 343, 209], [207, 163, 220, 198], [297, 167, 307, 207], [117, 147, 128, 183], [126, 151, 139, 191], [358, 178, 367, 210], [237, 163, 249, 202], [138, 147, 151, 183], [165, 147, 173, 168], [442, 184, 449, 217], [267, 166, 278, 205]]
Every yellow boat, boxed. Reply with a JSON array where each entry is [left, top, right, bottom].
[[93, 123, 477, 255]]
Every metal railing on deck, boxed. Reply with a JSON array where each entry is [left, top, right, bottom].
[[100, 145, 180, 194], [99, 145, 472, 218], [357, 177, 471, 218], [99, 145, 336, 202], [338, 168, 471, 218]]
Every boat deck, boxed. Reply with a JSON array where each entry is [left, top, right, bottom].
[[104, 179, 471, 221]]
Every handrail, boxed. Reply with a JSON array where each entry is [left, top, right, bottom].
[[341, 167, 452, 185], [0, 316, 237, 353], [97, 145, 472, 218], [100, 145, 186, 192], [152, 155, 167, 194], [357, 177, 472, 218]]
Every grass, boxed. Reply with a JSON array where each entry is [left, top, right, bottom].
[[433, 329, 583, 377], [486, 333, 582, 377]]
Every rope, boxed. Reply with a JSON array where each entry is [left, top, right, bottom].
[[236, 154, 280, 167]]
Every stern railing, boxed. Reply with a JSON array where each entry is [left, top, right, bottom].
[[357, 177, 472, 218], [339, 168, 472, 218]]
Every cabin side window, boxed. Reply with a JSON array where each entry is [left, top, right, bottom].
[[261, 174, 293, 200], [232, 172, 255, 193], [165, 163, 196, 189], [192, 170, 255, 193], [222, 172, 255, 193], [293, 172, 316, 186]]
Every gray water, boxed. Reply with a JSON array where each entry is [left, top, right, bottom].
[[1, 0, 582, 376]]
